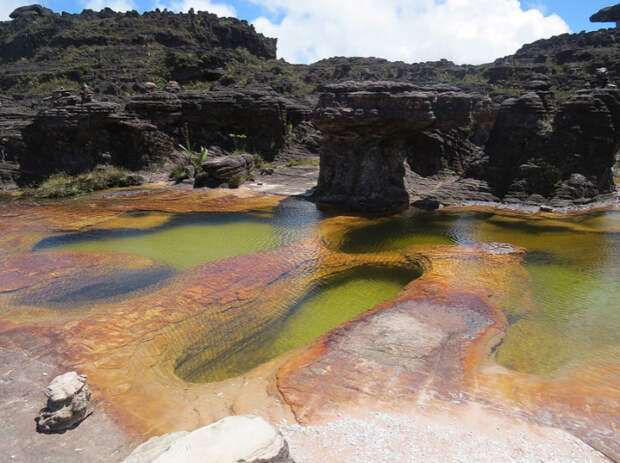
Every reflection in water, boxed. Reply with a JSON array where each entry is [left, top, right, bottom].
[[337, 210, 620, 376], [36, 199, 324, 271], [26, 200, 620, 380], [175, 266, 418, 383]]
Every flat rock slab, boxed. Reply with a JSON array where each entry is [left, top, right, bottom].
[[248, 165, 318, 197], [0, 347, 134, 463], [123, 415, 293, 463]]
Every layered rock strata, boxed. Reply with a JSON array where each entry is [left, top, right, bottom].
[[313, 82, 496, 212], [18, 88, 309, 182], [314, 80, 620, 212]]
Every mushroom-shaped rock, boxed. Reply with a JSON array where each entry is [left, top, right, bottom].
[[590, 3, 620, 27], [9, 4, 53, 21], [35, 372, 94, 433], [122, 415, 294, 463]]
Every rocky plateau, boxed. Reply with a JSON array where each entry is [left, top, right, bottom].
[[0, 3, 618, 212]]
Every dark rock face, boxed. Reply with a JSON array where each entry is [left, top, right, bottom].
[[0, 97, 33, 188], [486, 88, 620, 206], [590, 4, 620, 26], [21, 98, 172, 181], [313, 82, 490, 212], [18, 87, 308, 182], [315, 81, 619, 212], [128, 88, 310, 161]]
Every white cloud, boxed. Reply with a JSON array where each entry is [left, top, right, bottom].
[[153, 0, 236, 17], [0, 0, 34, 20], [83, 0, 137, 12], [251, 0, 570, 65]]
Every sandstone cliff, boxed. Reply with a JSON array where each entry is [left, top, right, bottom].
[[0, 4, 618, 211]]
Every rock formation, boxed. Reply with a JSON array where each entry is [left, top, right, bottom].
[[313, 82, 495, 212], [195, 153, 254, 188], [35, 371, 94, 433], [313, 79, 620, 212], [0, 5, 618, 210], [122, 415, 294, 463], [590, 3, 620, 28], [18, 87, 308, 182], [486, 87, 620, 206]]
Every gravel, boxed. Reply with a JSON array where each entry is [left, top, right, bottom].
[[279, 410, 610, 463]]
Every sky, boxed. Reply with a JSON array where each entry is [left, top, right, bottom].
[[0, 0, 616, 65]]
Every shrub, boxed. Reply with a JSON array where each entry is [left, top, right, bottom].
[[286, 158, 320, 167], [23, 168, 137, 199], [228, 174, 245, 188]]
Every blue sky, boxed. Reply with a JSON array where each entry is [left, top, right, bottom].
[[2, 1, 617, 64]]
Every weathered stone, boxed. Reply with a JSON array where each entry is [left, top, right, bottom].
[[485, 87, 620, 206], [35, 372, 94, 433], [122, 416, 294, 463], [9, 4, 54, 21], [313, 81, 489, 212], [195, 153, 254, 188], [122, 432, 189, 463], [590, 3, 620, 27]]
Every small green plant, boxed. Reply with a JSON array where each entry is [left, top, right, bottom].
[[286, 158, 320, 167], [178, 144, 208, 168], [228, 174, 245, 188], [22, 168, 137, 199], [0, 191, 13, 202]]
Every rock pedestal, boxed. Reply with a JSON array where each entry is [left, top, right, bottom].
[[122, 415, 294, 463], [590, 4, 620, 28], [35, 371, 94, 433], [313, 81, 480, 212]]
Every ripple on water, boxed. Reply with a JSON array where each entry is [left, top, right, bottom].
[[333, 209, 620, 376], [174, 265, 420, 383]]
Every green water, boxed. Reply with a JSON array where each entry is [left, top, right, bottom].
[[51, 219, 283, 271], [39, 200, 324, 272], [176, 266, 417, 383], [33, 202, 620, 379], [336, 210, 620, 375]]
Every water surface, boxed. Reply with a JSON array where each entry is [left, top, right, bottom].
[[336, 209, 620, 375]]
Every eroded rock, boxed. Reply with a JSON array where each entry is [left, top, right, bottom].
[[313, 81, 491, 212], [35, 372, 93, 433], [122, 416, 294, 463]]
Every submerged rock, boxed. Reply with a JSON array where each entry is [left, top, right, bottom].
[[122, 415, 294, 463], [35, 372, 93, 433]]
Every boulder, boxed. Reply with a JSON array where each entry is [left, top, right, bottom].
[[35, 372, 94, 433], [195, 153, 254, 188], [122, 415, 294, 463]]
